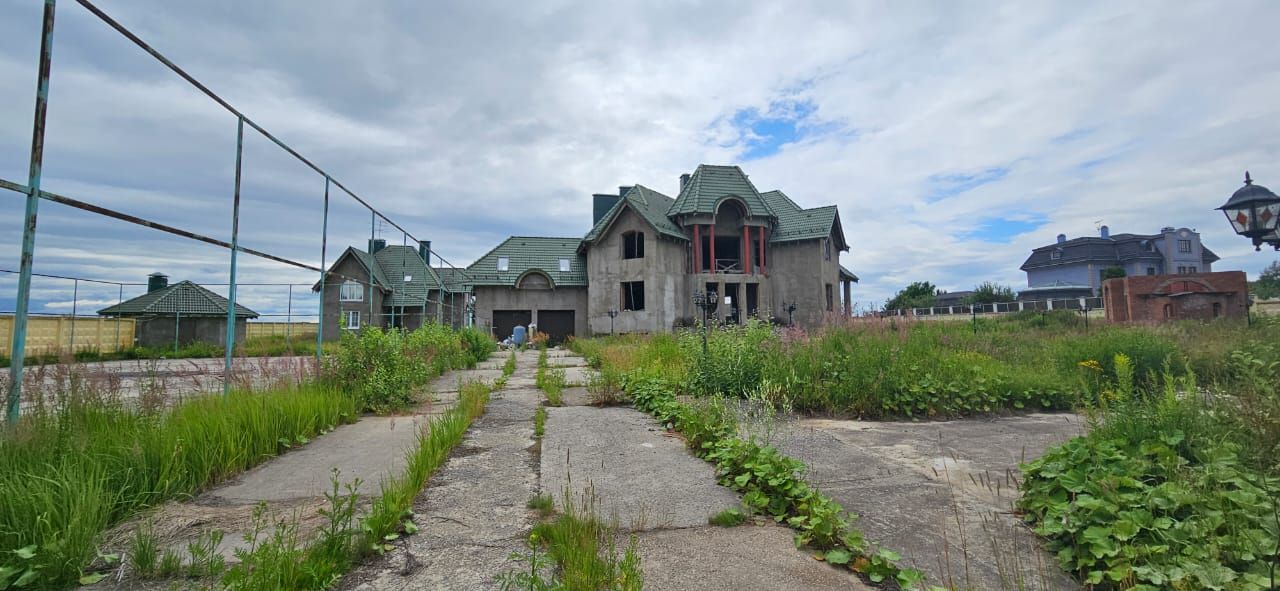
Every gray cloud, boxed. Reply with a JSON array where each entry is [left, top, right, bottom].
[[2, 0, 1279, 316]]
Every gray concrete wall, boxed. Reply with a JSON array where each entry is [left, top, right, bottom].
[[135, 316, 247, 349], [473, 284, 587, 339], [766, 239, 832, 328], [585, 207, 691, 334], [319, 254, 386, 341]]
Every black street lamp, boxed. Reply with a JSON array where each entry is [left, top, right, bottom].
[[1218, 171, 1280, 251], [692, 290, 718, 354], [607, 308, 618, 336]]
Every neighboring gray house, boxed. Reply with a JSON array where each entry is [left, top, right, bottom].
[[468, 164, 858, 338], [313, 239, 467, 341], [1019, 226, 1220, 300], [98, 274, 258, 348]]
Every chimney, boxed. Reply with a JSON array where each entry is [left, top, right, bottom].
[[618, 185, 633, 198], [680, 173, 691, 193], [368, 238, 386, 254], [147, 272, 169, 293], [1100, 225, 1110, 239], [1161, 226, 1175, 234], [1056, 233, 1066, 244], [418, 240, 432, 263], [592, 193, 622, 225]]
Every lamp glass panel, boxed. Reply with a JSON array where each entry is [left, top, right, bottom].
[[1225, 207, 1250, 234]]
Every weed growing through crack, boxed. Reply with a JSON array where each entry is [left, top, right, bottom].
[[708, 508, 746, 527], [498, 489, 642, 591], [534, 406, 547, 439], [504, 351, 518, 377], [527, 494, 555, 518], [536, 351, 566, 406]]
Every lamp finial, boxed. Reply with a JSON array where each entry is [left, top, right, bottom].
[[1245, 171, 1253, 185]]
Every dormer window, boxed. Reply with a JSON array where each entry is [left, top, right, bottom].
[[403, 274, 412, 282], [497, 257, 509, 271], [559, 258, 571, 272], [1051, 249, 1063, 260]]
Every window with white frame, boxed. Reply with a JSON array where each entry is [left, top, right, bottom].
[[340, 280, 363, 301], [343, 310, 360, 330], [559, 258, 571, 272], [497, 257, 509, 271]]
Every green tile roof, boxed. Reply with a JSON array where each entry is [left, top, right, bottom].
[[98, 280, 258, 318], [466, 236, 587, 287], [840, 265, 859, 282], [434, 267, 472, 293], [584, 184, 687, 243], [667, 165, 775, 218], [761, 190, 847, 248], [375, 245, 445, 307]]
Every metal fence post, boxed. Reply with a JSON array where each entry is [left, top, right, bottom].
[[223, 116, 244, 396], [69, 277, 77, 353], [114, 283, 122, 349], [286, 284, 292, 344], [316, 175, 329, 359], [7, 0, 57, 425]]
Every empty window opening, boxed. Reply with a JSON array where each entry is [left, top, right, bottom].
[[623, 232, 645, 259], [824, 239, 832, 261], [1146, 267, 1156, 275], [825, 284, 834, 311], [340, 280, 363, 302], [621, 281, 645, 311], [1213, 302, 1222, 318]]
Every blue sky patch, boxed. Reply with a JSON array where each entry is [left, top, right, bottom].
[[729, 99, 819, 160], [961, 216, 1047, 243]]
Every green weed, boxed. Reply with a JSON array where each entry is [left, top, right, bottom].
[[708, 508, 746, 527], [527, 494, 555, 518], [498, 491, 642, 591], [534, 406, 547, 439]]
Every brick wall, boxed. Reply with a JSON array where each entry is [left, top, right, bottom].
[[1102, 271, 1247, 323]]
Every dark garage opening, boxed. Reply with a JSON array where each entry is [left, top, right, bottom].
[[537, 310, 575, 345], [492, 309, 532, 341]]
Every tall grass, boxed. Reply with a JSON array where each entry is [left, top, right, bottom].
[[224, 380, 492, 589], [0, 384, 356, 589]]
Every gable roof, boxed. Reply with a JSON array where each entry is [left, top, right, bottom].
[[667, 165, 775, 218], [584, 184, 687, 244], [466, 236, 587, 287], [434, 267, 472, 293], [98, 280, 258, 318], [760, 190, 848, 249], [375, 245, 445, 306]]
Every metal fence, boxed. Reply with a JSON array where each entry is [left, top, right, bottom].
[[885, 297, 1106, 317], [2, 0, 477, 423]]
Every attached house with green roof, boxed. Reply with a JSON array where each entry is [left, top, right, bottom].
[[468, 164, 855, 339], [98, 273, 259, 348], [313, 239, 468, 341]]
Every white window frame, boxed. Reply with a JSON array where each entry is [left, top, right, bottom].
[[343, 310, 361, 330], [340, 280, 363, 302], [559, 258, 571, 272], [497, 257, 509, 272]]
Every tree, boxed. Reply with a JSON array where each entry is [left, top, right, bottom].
[[885, 281, 938, 310], [1251, 260, 1280, 299], [1101, 266, 1126, 280], [964, 281, 1016, 305]]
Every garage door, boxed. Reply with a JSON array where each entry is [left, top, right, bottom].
[[537, 310, 575, 345], [492, 310, 532, 342]]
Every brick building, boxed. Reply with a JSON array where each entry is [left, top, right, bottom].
[[1102, 271, 1248, 323]]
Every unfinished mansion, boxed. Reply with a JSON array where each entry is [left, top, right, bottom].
[[464, 164, 857, 342]]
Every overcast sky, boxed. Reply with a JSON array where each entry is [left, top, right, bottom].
[[2, 0, 1279, 317]]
